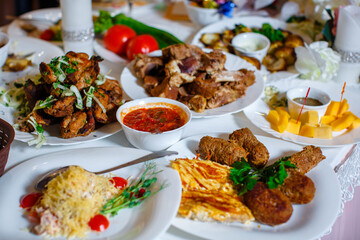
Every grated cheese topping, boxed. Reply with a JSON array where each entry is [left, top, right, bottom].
[[31, 166, 119, 238]]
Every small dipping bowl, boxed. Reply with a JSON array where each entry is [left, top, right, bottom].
[[231, 32, 270, 62], [286, 87, 331, 122], [0, 32, 11, 69], [185, 1, 221, 27], [117, 97, 192, 152]]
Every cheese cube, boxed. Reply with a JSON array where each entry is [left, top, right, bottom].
[[348, 118, 360, 130], [275, 107, 290, 119], [299, 124, 315, 138], [325, 101, 340, 116], [314, 125, 333, 139], [338, 99, 349, 116], [304, 110, 319, 124], [274, 114, 289, 133], [286, 119, 301, 135], [267, 110, 280, 126], [331, 113, 356, 131], [320, 115, 336, 125]]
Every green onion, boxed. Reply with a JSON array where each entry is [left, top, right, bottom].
[[84, 86, 95, 108], [33, 95, 57, 111], [70, 85, 83, 110], [26, 116, 46, 149]]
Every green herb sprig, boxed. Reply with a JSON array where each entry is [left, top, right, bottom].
[[252, 23, 285, 42], [101, 162, 166, 217], [229, 157, 296, 195]]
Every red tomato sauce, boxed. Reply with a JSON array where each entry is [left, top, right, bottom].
[[123, 107, 186, 133]]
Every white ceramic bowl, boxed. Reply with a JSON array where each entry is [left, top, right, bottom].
[[231, 32, 270, 62], [185, 1, 222, 27], [0, 32, 10, 69], [286, 87, 331, 122], [117, 97, 192, 152]]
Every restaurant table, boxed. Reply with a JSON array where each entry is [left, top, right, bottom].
[[3, 4, 360, 240]]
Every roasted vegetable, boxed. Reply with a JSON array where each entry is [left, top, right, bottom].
[[200, 33, 221, 46]]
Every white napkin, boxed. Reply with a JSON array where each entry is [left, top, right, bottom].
[[334, 5, 360, 85], [60, 0, 94, 55]]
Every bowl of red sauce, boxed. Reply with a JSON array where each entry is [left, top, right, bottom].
[[117, 97, 191, 151]]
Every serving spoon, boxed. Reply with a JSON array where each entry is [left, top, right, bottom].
[[35, 150, 178, 191]]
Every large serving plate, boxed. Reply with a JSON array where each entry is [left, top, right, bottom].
[[167, 132, 341, 240], [0, 146, 182, 240], [244, 78, 360, 147], [0, 36, 122, 146], [120, 50, 264, 118]]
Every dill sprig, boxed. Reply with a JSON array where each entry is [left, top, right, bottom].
[[101, 162, 166, 216]]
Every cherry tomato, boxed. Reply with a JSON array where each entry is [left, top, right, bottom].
[[20, 192, 43, 209], [40, 29, 55, 41], [126, 35, 159, 60], [103, 25, 136, 55], [110, 177, 128, 189], [137, 188, 146, 198], [88, 214, 109, 232]]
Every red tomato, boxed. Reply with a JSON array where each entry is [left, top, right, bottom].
[[20, 192, 43, 209], [88, 214, 109, 232], [126, 35, 159, 60], [103, 25, 136, 55], [110, 177, 128, 189], [39, 29, 55, 41]]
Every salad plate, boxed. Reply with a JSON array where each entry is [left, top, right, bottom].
[[0, 146, 182, 240], [120, 50, 264, 118], [0, 37, 122, 146], [167, 132, 341, 240], [244, 78, 360, 147]]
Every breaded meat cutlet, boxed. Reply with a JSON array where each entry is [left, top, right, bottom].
[[289, 145, 325, 174], [229, 128, 269, 168], [198, 136, 247, 166], [280, 171, 316, 204], [244, 182, 293, 226]]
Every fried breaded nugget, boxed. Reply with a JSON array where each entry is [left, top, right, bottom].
[[229, 128, 269, 168], [289, 145, 325, 174], [280, 171, 315, 204], [198, 136, 247, 166], [244, 182, 293, 226]]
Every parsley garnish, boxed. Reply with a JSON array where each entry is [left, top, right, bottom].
[[229, 157, 296, 195], [252, 23, 285, 42]]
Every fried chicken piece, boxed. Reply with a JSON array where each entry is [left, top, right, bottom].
[[60, 110, 95, 138], [288, 145, 326, 174], [93, 88, 110, 124], [200, 50, 226, 73], [229, 128, 269, 168], [280, 171, 316, 204], [197, 136, 247, 166], [19, 110, 53, 132], [98, 79, 123, 107], [162, 44, 204, 61], [23, 79, 48, 110], [243, 182, 293, 226], [43, 96, 76, 118]]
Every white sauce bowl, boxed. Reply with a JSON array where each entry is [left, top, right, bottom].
[[286, 87, 331, 122], [231, 32, 270, 62]]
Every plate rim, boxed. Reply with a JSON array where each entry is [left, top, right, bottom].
[[120, 49, 265, 118], [0, 146, 182, 240], [167, 132, 341, 240], [243, 78, 360, 147]]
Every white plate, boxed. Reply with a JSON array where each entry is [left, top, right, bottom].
[[190, 16, 300, 81], [94, 39, 128, 64], [7, 8, 63, 46], [167, 133, 341, 240], [244, 79, 360, 147], [0, 146, 182, 240], [0, 37, 122, 146], [120, 50, 264, 118]]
